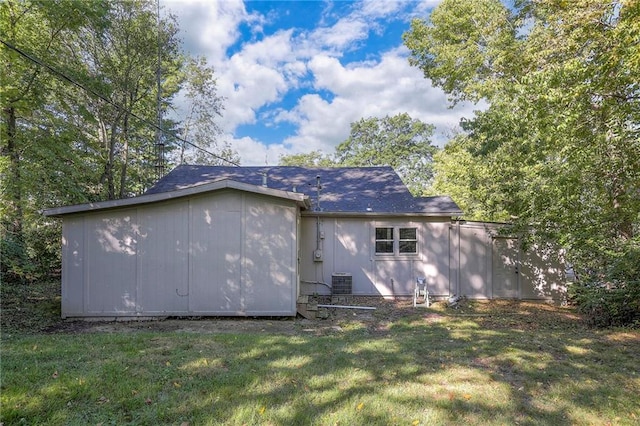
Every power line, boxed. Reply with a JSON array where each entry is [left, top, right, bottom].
[[0, 37, 240, 167]]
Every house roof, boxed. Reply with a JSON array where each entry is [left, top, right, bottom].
[[43, 179, 309, 217], [145, 165, 462, 216], [43, 165, 462, 218]]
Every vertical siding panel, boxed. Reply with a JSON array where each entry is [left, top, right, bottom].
[[519, 243, 566, 300], [334, 218, 373, 294], [189, 193, 242, 314], [421, 221, 450, 296], [85, 209, 138, 314], [61, 217, 85, 317], [243, 195, 297, 315], [240, 193, 247, 312], [298, 217, 330, 295], [449, 221, 460, 297], [458, 224, 490, 298], [138, 201, 189, 313], [492, 238, 520, 298]]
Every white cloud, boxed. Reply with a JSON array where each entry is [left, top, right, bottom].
[[168, 0, 477, 166], [227, 135, 289, 166], [163, 0, 250, 61], [276, 47, 477, 157]]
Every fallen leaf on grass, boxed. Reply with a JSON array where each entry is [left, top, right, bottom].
[[52, 371, 59, 379], [97, 396, 109, 405], [412, 421, 420, 425], [173, 382, 181, 388], [145, 398, 152, 405], [258, 406, 266, 415], [356, 402, 364, 411], [463, 394, 472, 400]]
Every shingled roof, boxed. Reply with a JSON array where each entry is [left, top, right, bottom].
[[146, 165, 462, 216]]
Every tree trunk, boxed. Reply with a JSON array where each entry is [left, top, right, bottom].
[[119, 112, 129, 199], [97, 115, 120, 200], [2, 106, 23, 238]]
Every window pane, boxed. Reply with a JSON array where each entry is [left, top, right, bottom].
[[399, 241, 417, 253], [376, 227, 393, 240], [399, 228, 416, 240], [376, 241, 394, 253], [399, 228, 417, 253]]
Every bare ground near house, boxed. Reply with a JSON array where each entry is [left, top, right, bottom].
[[1, 280, 595, 337]]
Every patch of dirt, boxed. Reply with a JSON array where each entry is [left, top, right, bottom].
[[3, 283, 589, 337], [41, 297, 421, 336]]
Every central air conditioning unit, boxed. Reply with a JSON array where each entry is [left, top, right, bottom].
[[332, 273, 352, 295]]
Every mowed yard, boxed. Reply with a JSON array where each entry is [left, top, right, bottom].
[[1, 283, 639, 425]]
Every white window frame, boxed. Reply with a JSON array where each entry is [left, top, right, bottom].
[[374, 225, 419, 257]]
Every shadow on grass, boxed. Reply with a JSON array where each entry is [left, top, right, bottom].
[[2, 302, 639, 425]]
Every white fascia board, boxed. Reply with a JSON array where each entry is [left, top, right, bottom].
[[300, 211, 462, 218], [43, 179, 310, 217]]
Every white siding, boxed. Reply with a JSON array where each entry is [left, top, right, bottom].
[[61, 217, 85, 317], [422, 222, 450, 296], [59, 190, 298, 317], [189, 194, 243, 314], [138, 201, 189, 313], [298, 219, 566, 300], [335, 219, 374, 294], [299, 217, 454, 297], [244, 197, 297, 315], [492, 237, 519, 298], [519, 243, 566, 300], [456, 224, 490, 298], [85, 210, 138, 314]]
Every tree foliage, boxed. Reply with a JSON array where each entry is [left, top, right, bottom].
[[278, 150, 335, 168], [427, 134, 506, 221], [335, 113, 437, 195], [279, 113, 438, 195], [177, 56, 238, 166], [405, 0, 640, 323], [0, 0, 232, 283]]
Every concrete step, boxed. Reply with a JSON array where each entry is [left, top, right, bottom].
[[297, 303, 316, 319]]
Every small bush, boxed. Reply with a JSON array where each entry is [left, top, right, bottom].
[[0, 234, 33, 284], [570, 280, 640, 327]]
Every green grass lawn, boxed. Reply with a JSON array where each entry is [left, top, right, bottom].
[[1, 285, 639, 425]]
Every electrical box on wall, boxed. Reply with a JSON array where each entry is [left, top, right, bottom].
[[313, 249, 323, 262]]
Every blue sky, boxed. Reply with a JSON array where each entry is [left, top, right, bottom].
[[163, 0, 479, 165]]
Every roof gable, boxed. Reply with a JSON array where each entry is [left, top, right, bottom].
[[146, 165, 462, 216], [43, 179, 309, 217]]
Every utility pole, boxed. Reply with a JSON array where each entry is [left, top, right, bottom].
[[154, 0, 165, 178]]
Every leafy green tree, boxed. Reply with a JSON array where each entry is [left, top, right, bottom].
[[336, 113, 438, 195], [0, 0, 230, 282], [427, 134, 506, 221], [1, 0, 109, 281], [67, 0, 185, 200], [177, 56, 238, 166], [278, 150, 335, 167], [279, 113, 438, 195], [405, 0, 640, 313]]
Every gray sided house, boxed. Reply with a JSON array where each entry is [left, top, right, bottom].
[[44, 165, 566, 318]]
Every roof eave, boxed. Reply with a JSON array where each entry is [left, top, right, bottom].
[[301, 210, 464, 218]]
